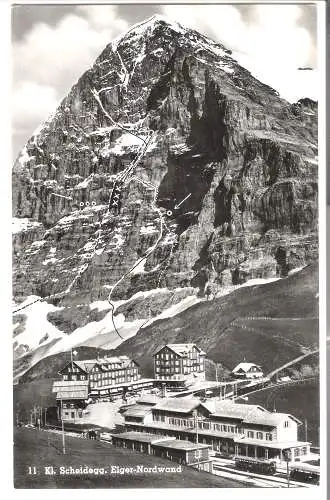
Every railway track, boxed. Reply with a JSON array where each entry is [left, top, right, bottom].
[[213, 462, 313, 488]]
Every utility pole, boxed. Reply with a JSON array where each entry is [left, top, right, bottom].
[[305, 419, 308, 442], [61, 399, 66, 454], [193, 410, 199, 444], [44, 407, 48, 427], [193, 410, 200, 471], [283, 449, 290, 488]]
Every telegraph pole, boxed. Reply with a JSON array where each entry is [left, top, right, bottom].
[[193, 410, 200, 471], [304, 419, 308, 442], [283, 449, 290, 488], [61, 399, 66, 454]]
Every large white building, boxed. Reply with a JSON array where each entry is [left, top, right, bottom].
[[153, 344, 206, 385]]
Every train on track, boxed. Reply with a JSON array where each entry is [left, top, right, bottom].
[[234, 455, 320, 485], [289, 463, 320, 485], [234, 456, 276, 475]]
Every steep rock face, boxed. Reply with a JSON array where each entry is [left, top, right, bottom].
[[12, 16, 318, 359]]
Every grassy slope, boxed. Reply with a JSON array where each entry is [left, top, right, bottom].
[[14, 428, 244, 488], [111, 264, 318, 377], [14, 379, 59, 424], [17, 264, 318, 383], [246, 379, 319, 446]]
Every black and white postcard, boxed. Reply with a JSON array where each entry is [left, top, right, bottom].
[[10, 0, 327, 495]]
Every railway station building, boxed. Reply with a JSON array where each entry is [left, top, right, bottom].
[[121, 397, 311, 463]]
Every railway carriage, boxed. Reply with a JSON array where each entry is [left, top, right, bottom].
[[290, 463, 320, 485], [234, 455, 277, 475]]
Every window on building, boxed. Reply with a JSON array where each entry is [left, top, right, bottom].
[[265, 433, 272, 441], [256, 432, 263, 440], [247, 431, 254, 438], [284, 421, 290, 428], [63, 375, 68, 380], [194, 449, 202, 460], [72, 375, 77, 381], [80, 375, 86, 380]]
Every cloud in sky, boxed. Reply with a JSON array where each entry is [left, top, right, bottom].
[[12, 4, 318, 157], [161, 4, 317, 102], [12, 6, 129, 155]]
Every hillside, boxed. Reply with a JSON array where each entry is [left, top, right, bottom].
[[111, 263, 318, 376], [14, 428, 243, 488], [246, 378, 319, 446], [19, 263, 318, 383]]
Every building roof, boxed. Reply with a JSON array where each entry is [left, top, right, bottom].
[[153, 344, 206, 357], [152, 439, 210, 451], [153, 397, 201, 414], [52, 380, 89, 399], [137, 395, 162, 406], [111, 432, 171, 444], [201, 401, 301, 427], [232, 363, 262, 374], [121, 405, 152, 418], [56, 390, 88, 400], [243, 412, 302, 426], [93, 378, 153, 391], [72, 356, 138, 371], [200, 400, 267, 419], [74, 361, 97, 373], [52, 380, 89, 392], [235, 438, 310, 449]]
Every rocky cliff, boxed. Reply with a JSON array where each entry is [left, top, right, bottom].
[[12, 15, 318, 366]]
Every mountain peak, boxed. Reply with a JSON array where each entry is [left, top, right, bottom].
[[111, 14, 187, 51], [110, 14, 231, 64]]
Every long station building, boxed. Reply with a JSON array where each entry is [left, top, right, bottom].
[[120, 396, 311, 463]]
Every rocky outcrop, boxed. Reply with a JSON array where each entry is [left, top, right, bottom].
[[12, 16, 318, 359]]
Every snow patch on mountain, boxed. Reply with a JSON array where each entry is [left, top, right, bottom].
[[12, 218, 43, 234], [13, 296, 64, 352]]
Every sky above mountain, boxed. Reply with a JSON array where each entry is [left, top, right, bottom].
[[12, 3, 318, 158]]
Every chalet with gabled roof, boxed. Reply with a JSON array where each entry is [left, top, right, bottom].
[[231, 362, 263, 379]]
